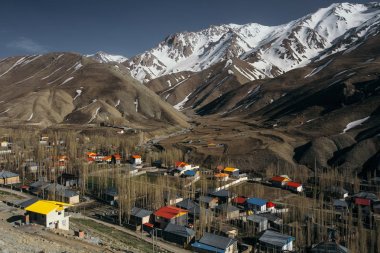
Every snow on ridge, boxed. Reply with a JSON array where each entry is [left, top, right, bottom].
[[59, 77, 74, 86], [41, 67, 63, 80], [73, 89, 82, 100], [174, 93, 192, 111], [88, 107, 101, 123], [0, 57, 26, 78], [27, 113, 33, 121], [342, 116, 370, 133], [304, 59, 333, 78]]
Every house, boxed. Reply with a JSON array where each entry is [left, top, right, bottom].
[[57, 173, 79, 187], [223, 167, 240, 177], [246, 215, 268, 233], [163, 223, 195, 248], [164, 191, 183, 205], [257, 213, 283, 230], [25, 162, 39, 173], [333, 199, 349, 213], [353, 192, 378, 206], [192, 232, 238, 253], [103, 187, 118, 205], [286, 182, 303, 193], [45, 184, 80, 204], [129, 207, 152, 227], [219, 224, 239, 238], [176, 198, 200, 217], [0, 170, 20, 185], [102, 154, 121, 165], [210, 189, 236, 204], [214, 173, 229, 181], [182, 170, 198, 178], [270, 176, 290, 188], [311, 241, 350, 253], [215, 204, 240, 220], [154, 206, 188, 229], [197, 196, 218, 209], [18, 198, 39, 209], [29, 180, 51, 196], [246, 198, 267, 212], [131, 155, 142, 166], [258, 230, 295, 252], [25, 200, 72, 230]]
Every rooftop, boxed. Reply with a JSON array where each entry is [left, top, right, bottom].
[[259, 230, 294, 247], [154, 206, 188, 219], [25, 200, 72, 215], [198, 232, 237, 250], [164, 223, 195, 237], [0, 170, 18, 178]]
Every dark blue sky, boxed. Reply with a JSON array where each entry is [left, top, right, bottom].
[[0, 0, 374, 58]]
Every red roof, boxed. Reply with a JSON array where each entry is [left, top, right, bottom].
[[287, 182, 302, 188], [154, 206, 188, 219], [271, 176, 288, 182], [232, 197, 247, 204], [355, 198, 371, 206], [266, 201, 275, 208], [132, 155, 141, 159], [175, 161, 188, 167], [143, 222, 154, 228]]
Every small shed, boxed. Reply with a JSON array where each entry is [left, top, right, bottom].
[[210, 189, 236, 204], [258, 230, 295, 252], [130, 207, 152, 226], [163, 223, 195, 248], [154, 206, 188, 229], [197, 196, 218, 209], [333, 199, 349, 213], [270, 176, 290, 188], [286, 182, 303, 192], [257, 213, 283, 230], [215, 204, 240, 220], [247, 215, 268, 233], [223, 167, 240, 177]]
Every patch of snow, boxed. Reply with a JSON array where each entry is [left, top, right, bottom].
[[304, 59, 333, 78], [115, 99, 120, 107], [0, 108, 10, 115], [342, 116, 370, 133], [164, 93, 171, 100], [228, 69, 234, 75], [167, 80, 171, 87], [174, 93, 192, 111], [224, 59, 233, 68], [88, 107, 101, 123], [59, 77, 74, 86], [73, 89, 82, 100], [27, 113, 33, 121], [0, 57, 26, 78], [74, 62, 83, 71], [41, 67, 63, 80]]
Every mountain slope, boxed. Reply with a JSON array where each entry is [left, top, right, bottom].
[[0, 53, 188, 128], [126, 2, 380, 83], [87, 51, 128, 63]]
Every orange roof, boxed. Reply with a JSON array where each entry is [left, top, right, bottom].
[[154, 206, 188, 219], [132, 155, 141, 159], [214, 173, 229, 178], [113, 154, 121, 160], [271, 176, 289, 182], [87, 152, 97, 157], [87, 157, 95, 162], [175, 161, 188, 167]]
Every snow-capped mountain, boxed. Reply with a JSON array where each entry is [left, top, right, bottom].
[[126, 2, 380, 83], [87, 51, 128, 63]]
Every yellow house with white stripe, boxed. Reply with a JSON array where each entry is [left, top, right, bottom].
[[25, 200, 72, 230]]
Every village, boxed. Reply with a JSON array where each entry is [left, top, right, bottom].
[[0, 132, 379, 253]]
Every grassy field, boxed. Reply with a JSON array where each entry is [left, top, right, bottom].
[[71, 218, 159, 253]]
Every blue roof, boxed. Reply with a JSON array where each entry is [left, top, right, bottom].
[[184, 170, 196, 176], [192, 242, 225, 253], [247, 198, 267, 206]]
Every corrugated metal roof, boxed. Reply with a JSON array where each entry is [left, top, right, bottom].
[[0, 170, 18, 178], [131, 207, 152, 218], [199, 232, 237, 250], [259, 230, 294, 247], [164, 223, 195, 237], [215, 203, 240, 212], [25, 200, 71, 215], [247, 198, 267, 206], [247, 215, 268, 223], [192, 242, 225, 253]]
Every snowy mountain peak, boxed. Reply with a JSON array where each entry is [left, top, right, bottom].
[[126, 2, 380, 83], [87, 51, 128, 63]]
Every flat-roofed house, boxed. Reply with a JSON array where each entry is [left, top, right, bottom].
[[163, 223, 195, 248], [25, 200, 72, 230], [223, 167, 240, 177], [0, 170, 20, 185], [192, 232, 238, 253]]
